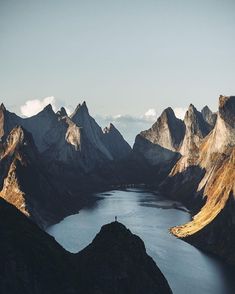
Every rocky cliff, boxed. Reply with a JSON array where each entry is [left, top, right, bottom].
[[0, 126, 79, 228], [133, 108, 184, 174], [0, 197, 172, 294], [169, 96, 235, 265]]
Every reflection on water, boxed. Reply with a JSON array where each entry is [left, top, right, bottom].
[[47, 189, 235, 294]]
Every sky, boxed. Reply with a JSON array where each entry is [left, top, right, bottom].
[[1, 0, 235, 144]]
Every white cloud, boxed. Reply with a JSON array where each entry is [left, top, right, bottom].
[[20, 96, 73, 117], [20, 96, 57, 117], [143, 108, 158, 122], [173, 107, 187, 120]]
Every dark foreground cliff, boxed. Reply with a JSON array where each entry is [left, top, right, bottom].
[[0, 198, 172, 294]]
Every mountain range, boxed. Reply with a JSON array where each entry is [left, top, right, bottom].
[[0, 94, 235, 282]]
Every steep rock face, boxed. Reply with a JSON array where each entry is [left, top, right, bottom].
[[0, 198, 172, 294], [22, 104, 59, 152], [133, 108, 184, 166], [137, 107, 185, 152], [102, 123, 131, 160], [42, 116, 108, 172], [201, 105, 217, 128], [70, 102, 113, 160], [170, 104, 211, 174], [170, 96, 235, 264], [179, 104, 210, 156], [0, 103, 22, 140], [0, 126, 76, 228]]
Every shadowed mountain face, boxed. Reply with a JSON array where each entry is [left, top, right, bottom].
[[0, 198, 172, 294], [0, 102, 132, 227], [102, 123, 131, 160]]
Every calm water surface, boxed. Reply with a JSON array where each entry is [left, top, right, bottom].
[[47, 189, 235, 294]]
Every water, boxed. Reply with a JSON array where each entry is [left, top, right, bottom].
[[47, 189, 235, 294]]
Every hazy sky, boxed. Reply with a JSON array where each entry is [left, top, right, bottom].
[[1, 0, 235, 143]]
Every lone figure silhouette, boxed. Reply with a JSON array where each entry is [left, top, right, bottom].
[[115, 216, 117, 222]]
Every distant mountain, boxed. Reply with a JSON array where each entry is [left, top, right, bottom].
[[133, 107, 184, 166], [102, 123, 131, 160], [0, 197, 172, 294], [201, 105, 217, 128]]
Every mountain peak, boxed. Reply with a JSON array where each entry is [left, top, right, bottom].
[[218, 95, 235, 128], [57, 107, 67, 117], [161, 107, 175, 119], [103, 122, 116, 133], [187, 103, 197, 113], [0, 103, 6, 112], [71, 101, 89, 118], [201, 105, 217, 128], [201, 105, 211, 114], [42, 104, 54, 114]]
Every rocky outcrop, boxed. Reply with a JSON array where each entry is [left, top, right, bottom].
[[169, 96, 235, 265], [0, 198, 172, 294], [201, 105, 217, 128]]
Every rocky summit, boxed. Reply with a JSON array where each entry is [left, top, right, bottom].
[[0, 197, 172, 294]]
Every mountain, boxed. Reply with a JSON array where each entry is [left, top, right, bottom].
[[133, 108, 184, 166], [169, 96, 235, 264], [201, 105, 217, 128], [0, 197, 172, 294], [102, 123, 131, 160], [169, 104, 212, 177], [41, 115, 109, 172], [70, 101, 113, 160], [0, 126, 78, 228], [0, 103, 59, 152], [0, 103, 22, 140], [0, 102, 134, 227]]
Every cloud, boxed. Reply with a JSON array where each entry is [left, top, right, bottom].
[[173, 107, 187, 119], [143, 108, 158, 122], [20, 97, 57, 117], [20, 96, 72, 117]]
